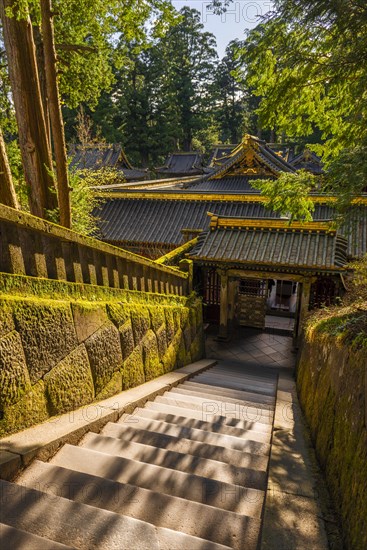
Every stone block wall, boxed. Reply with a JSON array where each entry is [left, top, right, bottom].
[[297, 330, 367, 550], [0, 295, 204, 437]]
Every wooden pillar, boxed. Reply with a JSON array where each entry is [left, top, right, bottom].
[[218, 270, 229, 340], [297, 278, 312, 338], [228, 278, 238, 328]]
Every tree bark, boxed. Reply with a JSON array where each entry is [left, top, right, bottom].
[[33, 25, 51, 150], [0, 127, 19, 208], [40, 0, 71, 228], [0, 0, 57, 218]]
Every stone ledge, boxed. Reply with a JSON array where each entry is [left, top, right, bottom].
[[0, 451, 22, 481], [0, 359, 216, 478]]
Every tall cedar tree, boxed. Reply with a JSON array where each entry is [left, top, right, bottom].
[[0, 127, 18, 208], [0, 0, 57, 219]]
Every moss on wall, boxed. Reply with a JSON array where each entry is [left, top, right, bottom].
[[117, 320, 134, 360], [130, 305, 151, 346], [71, 303, 109, 343], [106, 303, 132, 327], [12, 298, 78, 383], [162, 330, 184, 373], [164, 308, 175, 345], [0, 290, 203, 437], [95, 371, 122, 401], [122, 346, 145, 389], [298, 325, 367, 550], [0, 299, 15, 338], [0, 381, 49, 438], [45, 345, 95, 414], [0, 331, 30, 408], [142, 330, 164, 381], [84, 323, 123, 395], [0, 272, 188, 307]]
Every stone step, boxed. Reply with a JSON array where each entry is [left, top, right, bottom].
[[0, 523, 73, 550], [154, 395, 273, 426], [182, 380, 276, 405], [19, 460, 260, 550], [118, 411, 271, 446], [209, 367, 277, 384], [50, 444, 265, 517], [194, 372, 277, 394], [144, 400, 272, 434], [169, 386, 275, 410], [210, 363, 278, 376], [192, 374, 276, 396], [135, 406, 272, 436], [0, 479, 229, 550], [113, 413, 271, 453], [80, 432, 267, 489], [102, 421, 269, 470]]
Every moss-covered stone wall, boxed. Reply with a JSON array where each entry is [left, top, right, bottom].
[[297, 328, 367, 550], [0, 290, 204, 438]]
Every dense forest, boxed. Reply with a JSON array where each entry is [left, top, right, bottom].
[[63, 8, 254, 166], [0, 0, 366, 229]]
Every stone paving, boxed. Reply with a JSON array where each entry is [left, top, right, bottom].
[[206, 326, 295, 370]]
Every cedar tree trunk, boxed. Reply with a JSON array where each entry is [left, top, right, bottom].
[[0, 0, 57, 218], [41, 0, 71, 227], [0, 127, 19, 208]]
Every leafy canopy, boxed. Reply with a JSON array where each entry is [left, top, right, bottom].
[[240, 1, 367, 160], [256, 170, 316, 222]]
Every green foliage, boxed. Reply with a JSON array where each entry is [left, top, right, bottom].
[[306, 254, 367, 350], [323, 144, 367, 212], [82, 7, 219, 164], [256, 170, 316, 221], [53, 0, 179, 109], [215, 40, 250, 143], [68, 168, 101, 235], [5, 140, 28, 210], [348, 254, 367, 301], [236, 1, 367, 202]]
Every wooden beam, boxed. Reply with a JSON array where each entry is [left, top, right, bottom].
[[227, 269, 316, 283]]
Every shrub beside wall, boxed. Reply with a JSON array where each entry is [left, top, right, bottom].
[[0, 294, 203, 437], [297, 325, 367, 550]]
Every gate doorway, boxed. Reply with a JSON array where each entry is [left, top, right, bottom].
[[239, 278, 267, 329], [202, 268, 220, 324], [238, 278, 298, 332]]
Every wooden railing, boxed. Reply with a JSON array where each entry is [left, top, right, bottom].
[[155, 237, 198, 267], [0, 204, 189, 296]]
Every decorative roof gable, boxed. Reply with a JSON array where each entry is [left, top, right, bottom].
[[209, 134, 296, 180], [290, 149, 323, 174], [156, 152, 203, 176]]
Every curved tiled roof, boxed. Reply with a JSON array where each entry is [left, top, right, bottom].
[[290, 150, 323, 174], [209, 135, 296, 180], [188, 218, 348, 272], [94, 198, 279, 245], [187, 176, 261, 193], [94, 196, 367, 258], [156, 153, 203, 176], [69, 144, 147, 181]]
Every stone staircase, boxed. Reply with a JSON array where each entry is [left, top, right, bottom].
[[1, 362, 277, 549]]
